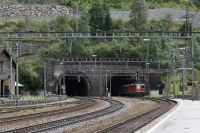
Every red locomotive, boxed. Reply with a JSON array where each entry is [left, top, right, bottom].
[[121, 83, 149, 96]]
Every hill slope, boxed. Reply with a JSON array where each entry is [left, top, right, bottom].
[[5, 0, 200, 11]]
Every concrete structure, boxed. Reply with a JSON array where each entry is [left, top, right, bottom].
[[0, 48, 16, 97], [47, 58, 146, 96], [46, 58, 163, 96], [143, 99, 200, 133]]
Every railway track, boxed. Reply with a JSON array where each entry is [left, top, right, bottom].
[[1, 99, 124, 133], [0, 97, 72, 114], [96, 98, 176, 133], [0, 97, 95, 125]]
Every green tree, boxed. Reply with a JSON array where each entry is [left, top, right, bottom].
[[89, 2, 113, 32], [112, 20, 126, 32], [179, 22, 192, 33], [160, 14, 173, 32], [149, 14, 173, 32], [38, 20, 50, 32], [103, 5, 113, 31], [19, 59, 43, 95], [50, 16, 74, 32], [79, 12, 90, 32], [193, 0, 200, 7], [89, 3, 105, 31], [129, 0, 148, 31]]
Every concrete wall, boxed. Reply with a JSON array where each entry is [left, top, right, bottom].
[[0, 53, 15, 96]]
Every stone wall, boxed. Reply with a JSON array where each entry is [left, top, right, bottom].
[[0, 4, 74, 17]]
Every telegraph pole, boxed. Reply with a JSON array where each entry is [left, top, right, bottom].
[[15, 43, 19, 105], [191, 16, 196, 100], [44, 53, 47, 101], [182, 48, 186, 100], [180, 1, 196, 100], [76, 4, 79, 32], [9, 54, 13, 99], [183, 4, 196, 100], [172, 48, 176, 98], [185, 2, 189, 33]]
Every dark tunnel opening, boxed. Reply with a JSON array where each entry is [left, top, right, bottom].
[[108, 76, 135, 96], [62, 76, 89, 96]]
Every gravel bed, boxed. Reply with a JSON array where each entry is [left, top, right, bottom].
[[50, 98, 131, 133], [57, 97, 157, 133], [0, 98, 79, 119], [0, 99, 109, 132]]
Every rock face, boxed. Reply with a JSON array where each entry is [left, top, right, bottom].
[[111, 8, 200, 27], [0, 4, 74, 17], [1, 4, 200, 27]]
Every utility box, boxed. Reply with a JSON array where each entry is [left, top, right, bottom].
[[149, 90, 160, 97]]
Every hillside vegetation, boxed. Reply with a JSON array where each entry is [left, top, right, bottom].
[[2, 0, 200, 95]]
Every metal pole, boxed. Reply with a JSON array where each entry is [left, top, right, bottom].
[[68, 39, 72, 58], [16, 43, 19, 105], [182, 50, 186, 100], [59, 61, 63, 107], [95, 57, 96, 68], [0, 78, 1, 105], [100, 62, 103, 97], [147, 42, 149, 63], [167, 72, 169, 97], [63, 76, 66, 95], [191, 16, 195, 100], [157, 51, 160, 74], [173, 70, 177, 98], [3, 82, 4, 98], [10, 55, 12, 99], [147, 64, 150, 93], [44, 57, 47, 102], [106, 71, 107, 97], [172, 49, 176, 98], [76, 4, 79, 32], [60, 75, 62, 108], [110, 76, 112, 99], [146, 42, 149, 69], [0, 80, 1, 107]]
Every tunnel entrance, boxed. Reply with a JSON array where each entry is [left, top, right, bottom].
[[62, 76, 89, 96], [108, 76, 135, 96]]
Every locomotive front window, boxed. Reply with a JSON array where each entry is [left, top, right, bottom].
[[141, 85, 145, 88]]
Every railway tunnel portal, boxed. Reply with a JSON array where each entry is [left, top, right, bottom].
[[46, 58, 152, 96]]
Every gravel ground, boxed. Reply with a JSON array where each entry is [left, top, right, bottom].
[[48, 97, 157, 133], [0, 99, 109, 132]]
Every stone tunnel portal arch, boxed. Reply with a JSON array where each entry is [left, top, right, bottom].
[[58, 72, 90, 96], [107, 76, 136, 96]]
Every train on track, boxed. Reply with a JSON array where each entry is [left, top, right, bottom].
[[120, 83, 149, 96]]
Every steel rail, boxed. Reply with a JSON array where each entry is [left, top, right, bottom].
[[0, 96, 77, 113], [0, 97, 69, 114], [0, 97, 95, 125], [2, 99, 124, 133], [96, 99, 176, 133]]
